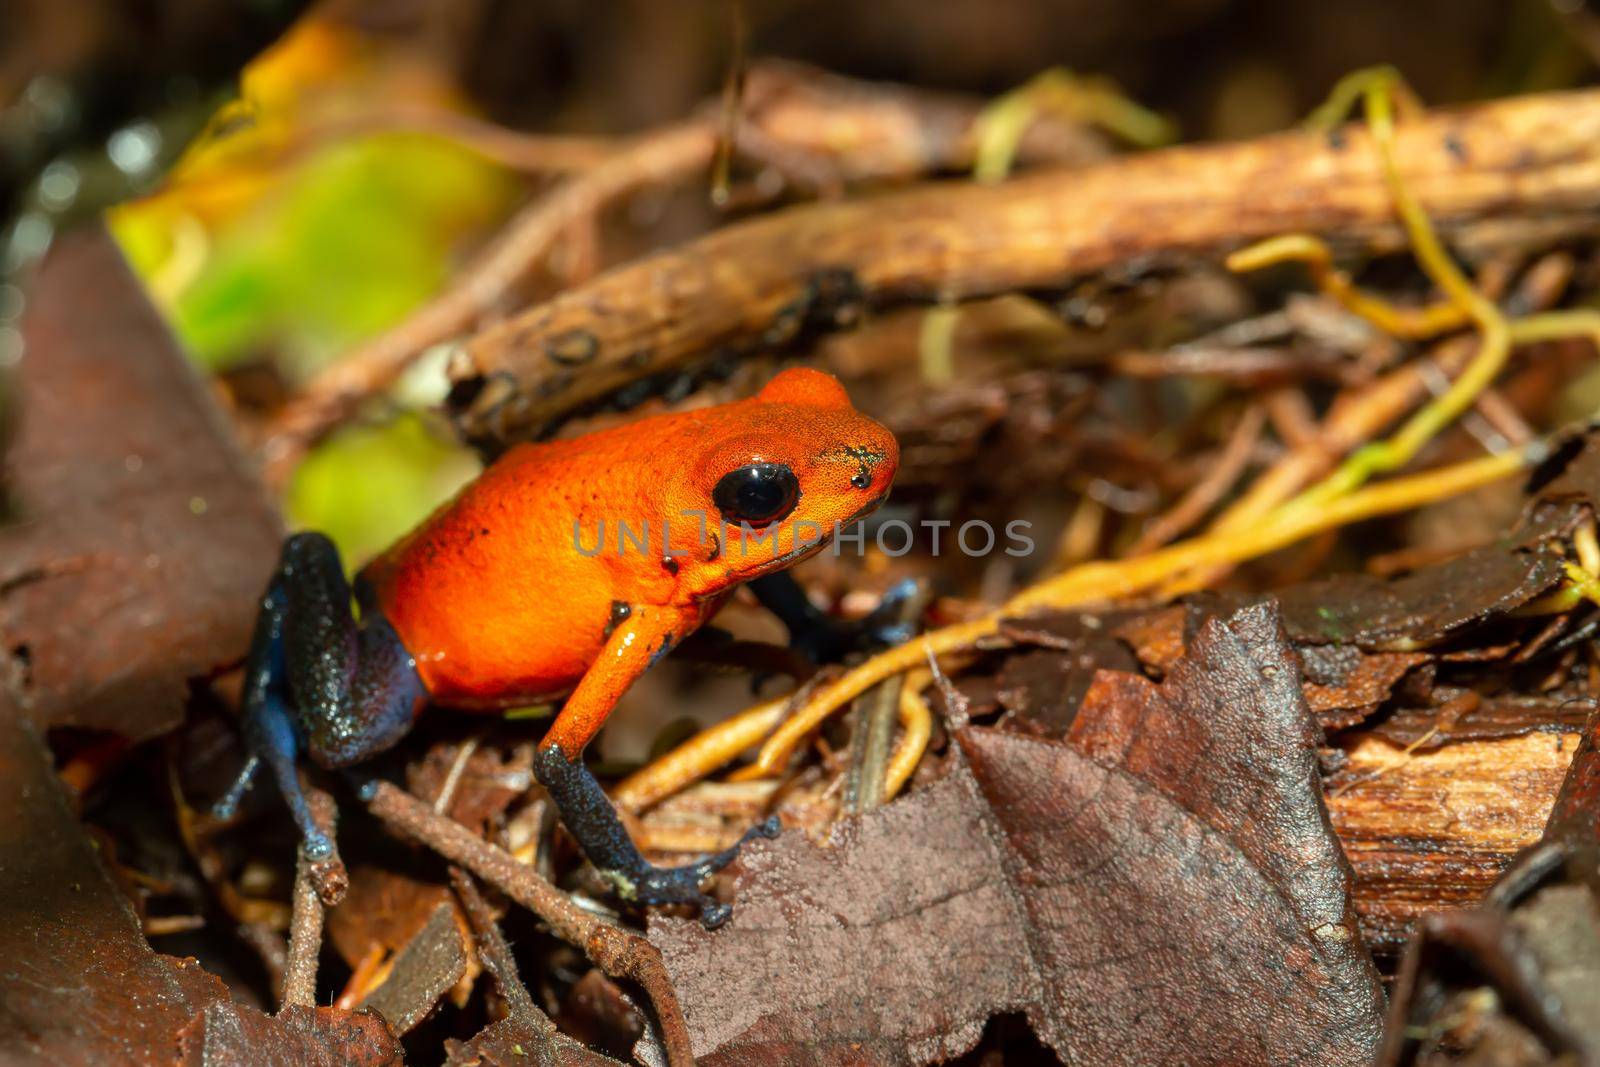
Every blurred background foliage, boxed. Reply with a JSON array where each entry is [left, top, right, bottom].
[[8, 0, 1597, 566], [107, 18, 507, 562], [111, 20, 515, 380]]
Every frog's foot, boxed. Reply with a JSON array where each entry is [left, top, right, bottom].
[[752, 573, 922, 666], [844, 576, 923, 651], [214, 687, 337, 863], [534, 744, 778, 929], [604, 817, 781, 929]]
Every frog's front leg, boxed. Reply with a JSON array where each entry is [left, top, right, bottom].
[[216, 532, 426, 859], [536, 606, 779, 929]]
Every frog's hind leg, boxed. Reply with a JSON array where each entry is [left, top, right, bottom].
[[275, 532, 425, 768], [214, 571, 339, 858], [216, 532, 425, 859]]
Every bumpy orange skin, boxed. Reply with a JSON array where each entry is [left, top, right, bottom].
[[359, 368, 897, 755]]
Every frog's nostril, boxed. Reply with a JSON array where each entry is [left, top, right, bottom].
[[842, 442, 891, 490]]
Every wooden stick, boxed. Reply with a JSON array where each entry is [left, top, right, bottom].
[[259, 60, 1106, 480], [281, 788, 338, 1010], [450, 88, 1600, 444]]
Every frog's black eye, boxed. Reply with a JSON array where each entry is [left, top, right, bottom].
[[713, 463, 800, 526]]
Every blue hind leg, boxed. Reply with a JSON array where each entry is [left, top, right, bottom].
[[216, 533, 424, 860], [214, 575, 336, 858]]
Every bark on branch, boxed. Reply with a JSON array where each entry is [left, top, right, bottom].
[[448, 88, 1600, 445], [258, 59, 1106, 479]]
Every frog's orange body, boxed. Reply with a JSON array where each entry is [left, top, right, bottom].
[[360, 367, 897, 752], [228, 367, 897, 924]]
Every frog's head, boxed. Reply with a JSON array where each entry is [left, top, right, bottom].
[[672, 368, 898, 596]]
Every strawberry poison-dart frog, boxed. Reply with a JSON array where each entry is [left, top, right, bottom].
[[216, 368, 902, 927]]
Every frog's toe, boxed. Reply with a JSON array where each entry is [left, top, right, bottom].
[[301, 827, 335, 861], [536, 745, 777, 928], [794, 578, 923, 663], [686, 815, 781, 881], [613, 864, 725, 927], [746, 814, 782, 843], [212, 754, 261, 820]]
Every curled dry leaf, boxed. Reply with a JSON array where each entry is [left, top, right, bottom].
[[993, 613, 1141, 739], [652, 602, 1383, 1065], [1266, 544, 1566, 648], [1297, 647, 1431, 729]]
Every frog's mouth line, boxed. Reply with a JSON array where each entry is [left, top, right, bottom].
[[751, 532, 835, 574], [843, 489, 891, 525], [742, 491, 890, 576]]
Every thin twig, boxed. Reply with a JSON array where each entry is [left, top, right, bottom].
[[1108, 344, 1349, 384], [365, 781, 695, 1067], [1263, 387, 1321, 450], [433, 737, 480, 816], [282, 787, 337, 1011], [448, 868, 540, 1018], [1472, 387, 1534, 447], [885, 669, 935, 801], [708, 0, 748, 207]]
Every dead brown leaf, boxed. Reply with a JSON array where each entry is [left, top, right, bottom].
[[176, 1003, 402, 1067], [653, 602, 1383, 1065], [358, 900, 470, 1036], [0, 709, 227, 1065], [1269, 544, 1565, 648], [2, 226, 281, 738]]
